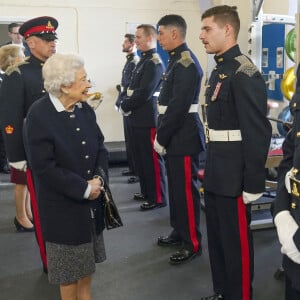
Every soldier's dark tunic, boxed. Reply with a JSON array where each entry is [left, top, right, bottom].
[[0, 55, 46, 163], [156, 43, 205, 252], [0, 55, 48, 271], [121, 49, 167, 206], [0, 72, 8, 172], [115, 52, 139, 175], [203, 45, 271, 300], [274, 64, 300, 299]]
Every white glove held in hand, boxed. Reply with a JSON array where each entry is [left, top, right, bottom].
[[275, 210, 300, 264], [242, 191, 262, 204], [285, 168, 293, 193], [154, 136, 166, 156], [119, 107, 131, 116], [9, 160, 27, 172]]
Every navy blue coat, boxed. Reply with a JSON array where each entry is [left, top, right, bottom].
[[0, 55, 46, 163], [23, 95, 109, 245]]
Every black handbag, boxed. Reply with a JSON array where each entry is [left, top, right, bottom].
[[94, 168, 123, 230]]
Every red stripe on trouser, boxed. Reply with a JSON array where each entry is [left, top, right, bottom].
[[184, 156, 199, 252], [237, 196, 250, 300], [26, 168, 47, 269], [150, 128, 162, 204]]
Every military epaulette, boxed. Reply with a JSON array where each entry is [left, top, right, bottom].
[[151, 53, 162, 65], [234, 55, 258, 77], [178, 51, 193, 68], [5, 61, 29, 76]]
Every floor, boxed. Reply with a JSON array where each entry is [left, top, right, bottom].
[[0, 165, 285, 300]]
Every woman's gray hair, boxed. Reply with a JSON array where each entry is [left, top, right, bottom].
[[43, 53, 84, 97]]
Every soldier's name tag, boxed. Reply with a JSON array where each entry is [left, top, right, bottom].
[[211, 82, 222, 102]]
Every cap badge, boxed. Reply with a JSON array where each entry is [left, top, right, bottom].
[[46, 21, 54, 29]]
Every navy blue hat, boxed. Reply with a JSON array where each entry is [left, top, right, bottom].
[[19, 16, 58, 40]]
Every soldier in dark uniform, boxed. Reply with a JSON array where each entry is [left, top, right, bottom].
[[274, 64, 300, 300], [199, 6, 272, 300], [0, 16, 58, 272], [120, 24, 167, 210], [0, 71, 10, 174], [115, 33, 139, 184], [154, 14, 205, 265]]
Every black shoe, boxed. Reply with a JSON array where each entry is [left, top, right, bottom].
[[200, 294, 224, 300], [157, 236, 182, 247], [169, 247, 202, 265], [128, 176, 139, 184], [122, 170, 134, 176], [14, 217, 35, 232], [134, 193, 146, 201], [140, 202, 166, 211], [0, 164, 10, 174]]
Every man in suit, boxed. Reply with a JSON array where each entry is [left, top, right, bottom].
[[1, 22, 31, 56]]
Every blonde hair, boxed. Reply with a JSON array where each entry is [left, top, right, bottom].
[[0, 44, 25, 72]]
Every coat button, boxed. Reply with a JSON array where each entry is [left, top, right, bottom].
[[82, 141, 86, 145], [76, 128, 80, 131]]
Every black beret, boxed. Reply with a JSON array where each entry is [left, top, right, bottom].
[[19, 16, 58, 40]]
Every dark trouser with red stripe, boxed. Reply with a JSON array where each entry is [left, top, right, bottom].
[[204, 191, 253, 300], [26, 168, 47, 272], [165, 154, 201, 252], [131, 126, 166, 205]]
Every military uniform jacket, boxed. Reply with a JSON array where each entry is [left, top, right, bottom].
[[23, 95, 109, 245], [0, 55, 46, 163], [274, 64, 300, 289], [203, 45, 272, 197], [156, 43, 205, 155], [115, 52, 139, 108], [120, 49, 164, 127]]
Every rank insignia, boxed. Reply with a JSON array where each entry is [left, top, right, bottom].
[[219, 73, 228, 80], [5, 125, 14, 134], [211, 82, 222, 102]]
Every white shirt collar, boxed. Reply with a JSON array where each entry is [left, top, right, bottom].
[[49, 93, 66, 112], [49, 93, 83, 112]]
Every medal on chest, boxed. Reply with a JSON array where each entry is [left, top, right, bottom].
[[211, 82, 222, 102]]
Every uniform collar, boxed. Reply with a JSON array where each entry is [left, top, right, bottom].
[[214, 44, 241, 65], [141, 48, 156, 58], [28, 55, 46, 68], [126, 52, 136, 60], [168, 43, 188, 58]]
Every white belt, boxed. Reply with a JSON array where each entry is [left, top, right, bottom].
[[208, 129, 242, 142], [158, 104, 199, 114], [127, 89, 133, 96]]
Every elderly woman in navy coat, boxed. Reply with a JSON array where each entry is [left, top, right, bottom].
[[23, 53, 109, 300]]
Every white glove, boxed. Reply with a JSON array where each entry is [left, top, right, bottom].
[[274, 210, 300, 264], [119, 107, 131, 116], [285, 168, 293, 193], [154, 136, 166, 155], [242, 191, 263, 204], [9, 160, 27, 172]]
